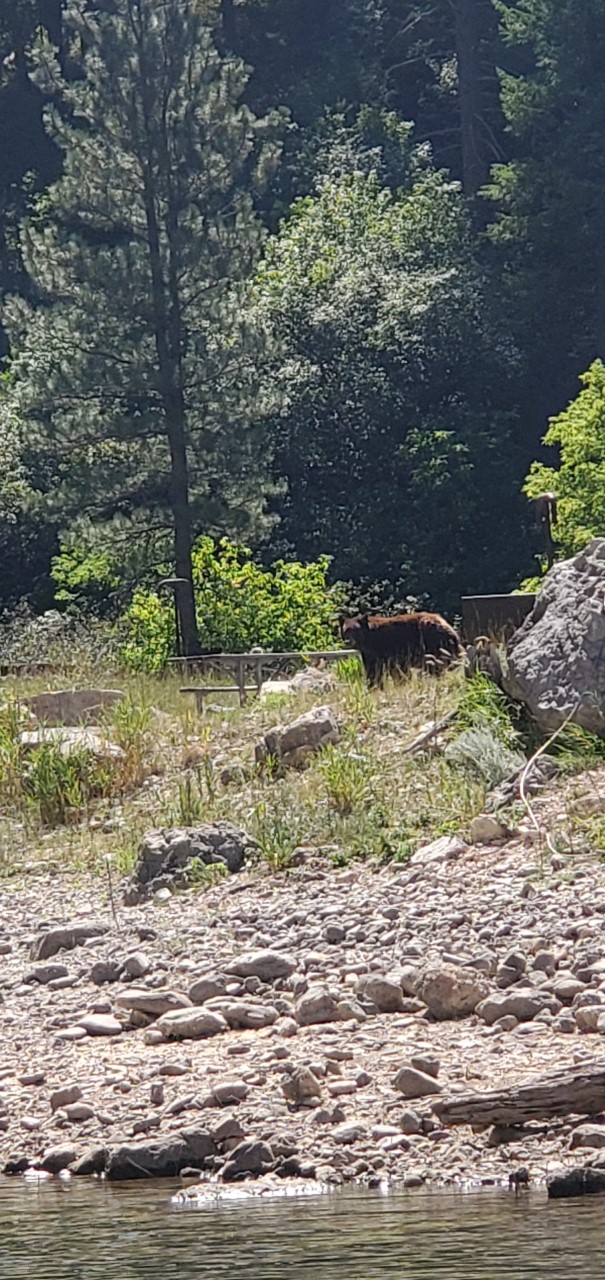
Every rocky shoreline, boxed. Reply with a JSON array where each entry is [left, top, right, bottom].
[[4, 782, 605, 1197]]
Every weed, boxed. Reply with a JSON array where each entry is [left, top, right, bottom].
[[185, 858, 229, 889], [316, 745, 374, 817], [22, 742, 115, 826], [456, 674, 521, 748], [173, 772, 206, 825], [252, 793, 307, 871]]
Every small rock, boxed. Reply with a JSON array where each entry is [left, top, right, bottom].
[[221, 1139, 274, 1180], [410, 836, 466, 867], [469, 815, 509, 844], [26, 964, 69, 985], [40, 1145, 79, 1174], [30, 922, 109, 962], [296, 987, 339, 1026], [123, 953, 150, 979], [414, 965, 490, 1021], [64, 1103, 95, 1123], [79, 1014, 123, 1037], [155, 1008, 228, 1040], [50, 1085, 83, 1113], [224, 951, 296, 982], [392, 1067, 442, 1099], [332, 1122, 366, 1145], [477, 991, 561, 1026], [570, 1124, 605, 1150], [282, 1067, 323, 1106], [356, 974, 405, 1013], [114, 988, 192, 1017]]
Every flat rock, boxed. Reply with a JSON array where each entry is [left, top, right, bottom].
[[477, 990, 560, 1026], [79, 1014, 123, 1037], [19, 727, 125, 761], [30, 922, 110, 962], [22, 688, 124, 726], [224, 950, 296, 982], [410, 836, 467, 867], [155, 1008, 228, 1040], [570, 1124, 605, 1150], [114, 988, 192, 1017], [105, 1127, 215, 1181], [203, 998, 278, 1029], [393, 1066, 443, 1099], [173, 1176, 329, 1206]]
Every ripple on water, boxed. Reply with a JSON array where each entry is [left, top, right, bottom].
[[2, 1179, 605, 1280]]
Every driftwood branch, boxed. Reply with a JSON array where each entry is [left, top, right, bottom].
[[433, 1060, 605, 1128], [402, 710, 457, 756]]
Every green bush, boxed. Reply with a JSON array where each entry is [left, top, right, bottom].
[[523, 360, 605, 562], [121, 537, 342, 671]]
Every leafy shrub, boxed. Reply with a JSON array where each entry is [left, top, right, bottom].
[[445, 726, 525, 789], [0, 604, 120, 671], [524, 360, 605, 561], [122, 537, 342, 671], [456, 674, 521, 750]]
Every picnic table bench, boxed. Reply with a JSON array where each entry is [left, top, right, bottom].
[[170, 649, 354, 710]]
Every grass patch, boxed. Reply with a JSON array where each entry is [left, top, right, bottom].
[[3, 648, 586, 879]]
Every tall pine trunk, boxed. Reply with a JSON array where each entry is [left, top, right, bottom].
[[135, 3, 201, 656], [454, 0, 489, 196]]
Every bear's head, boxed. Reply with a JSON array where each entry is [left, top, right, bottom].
[[339, 614, 370, 646]]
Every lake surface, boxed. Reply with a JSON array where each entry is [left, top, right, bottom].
[[3, 1179, 605, 1279]]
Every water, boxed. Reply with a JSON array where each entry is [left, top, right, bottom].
[[3, 1179, 605, 1279]]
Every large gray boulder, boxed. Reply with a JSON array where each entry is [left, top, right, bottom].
[[123, 821, 255, 903], [255, 705, 340, 770], [504, 539, 605, 735], [22, 689, 124, 726]]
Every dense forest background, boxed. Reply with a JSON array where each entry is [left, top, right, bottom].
[[0, 0, 602, 652]]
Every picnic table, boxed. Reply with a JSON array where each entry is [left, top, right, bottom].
[[169, 649, 354, 710]]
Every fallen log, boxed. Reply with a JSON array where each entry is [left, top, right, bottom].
[[433, 1060, 605, 1128]]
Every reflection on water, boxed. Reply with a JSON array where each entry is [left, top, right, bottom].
[[2, 1178, 605, 1280]]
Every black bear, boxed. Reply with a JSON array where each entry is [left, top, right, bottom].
[[340, 612, 463, 686]]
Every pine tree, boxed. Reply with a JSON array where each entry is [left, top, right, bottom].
[[3, 0, 282, 653], [486, 0, 605, 417]]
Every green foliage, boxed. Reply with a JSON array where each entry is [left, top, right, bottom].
[[22, 742, 114, 827], [445, 726, 525, 790], [122, 590, 174, 674], [122, 537, 340, 669], [257, 164, 527, 609], [316, 745, 374, 817], [252, 793, 306, 871], [456, 674, 522, 750], [0, 698, 117, 827], [1, 0, 283, 630], [448, 673, 525, 788], [523, 361, 605, 559]]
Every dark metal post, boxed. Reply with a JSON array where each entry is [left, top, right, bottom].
[[158, 577, 188, 659]]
